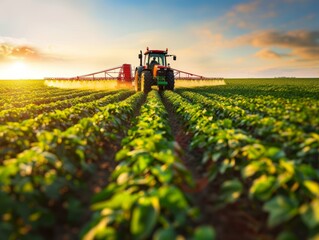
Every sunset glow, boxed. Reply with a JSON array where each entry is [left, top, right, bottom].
[[1, 0, 319, 79], [0, 61, 43, 80], [8, 62, 28, 79]]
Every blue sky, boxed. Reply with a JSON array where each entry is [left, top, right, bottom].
[[0, 0, 318, 79]]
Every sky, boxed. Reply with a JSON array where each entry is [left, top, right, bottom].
[[0, 0, 319, 79]]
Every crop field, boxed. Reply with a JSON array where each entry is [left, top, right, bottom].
[[0, 79, 318, 240]]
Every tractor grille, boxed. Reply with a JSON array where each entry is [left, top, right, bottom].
[[157, 69, 166, 77]]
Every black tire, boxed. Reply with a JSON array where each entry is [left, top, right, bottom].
[[141, 71, 152, 94], [166, 71, 175, 91], [134, 70, 141, 92]]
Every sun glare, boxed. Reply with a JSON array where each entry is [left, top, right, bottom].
[[7, 61, 29, 79]]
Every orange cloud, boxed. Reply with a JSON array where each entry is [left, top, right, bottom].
[[292, 47, 319, 61], [255, 48, 292, 59], [11, 46, 39, 59], [0, 41, 65, 63], [0, 43, 41, 62], [237, 30, 319, 48], [235, 30, 319, 61]]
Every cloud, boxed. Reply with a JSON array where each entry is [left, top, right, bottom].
[[292, 47, 319, 61], [237, 30, 319, 48], [0, 37, 68, 63], [235, 29, 319, 61], [231, 1, 259, 14], [0, 42, 43, 62], [223, 0, 317, 31], [224, 0, 279, 30], [255, 48, 287, 59], [225, 1, 260, 29]]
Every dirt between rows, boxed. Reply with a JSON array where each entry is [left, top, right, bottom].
[[161, 94, 277, 240]]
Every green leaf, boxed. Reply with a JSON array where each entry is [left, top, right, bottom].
[[130, 197, 159, 240], [208, 165, 218, 182], [219, 158, 235, 174], [303, 181, 319, 198], [266, 147, 286, 160], [212, 152, 222, 162], [242, 143, 265, 160], [150, 165, 172, 184], [216, 179, 243, 206], [82, 216, 112, 240], [263, 195, 299, 228], [249, 175, 276, 201], [154, 227, 176, 240], [115, 148, 130, 161], [276, 231, 298, 240], [223, 118, 232, 128], [242, 162, 261, 178], [159, 186, 189, 215], [92, 191, 137, 211], [193, 226, 216, 240], [300, 199, 319, 229]]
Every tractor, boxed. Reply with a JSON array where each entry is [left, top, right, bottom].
[[134, 47, 176, 93]]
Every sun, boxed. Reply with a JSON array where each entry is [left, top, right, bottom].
[[0, 61, 46, 80], [7, 61, 29, 79]]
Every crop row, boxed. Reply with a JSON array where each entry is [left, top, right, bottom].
[[82, 90, 215, 240], [185, 88, 319, 133], [0, 82, 80, 107], [179, 90, 319, 166], [205, 80, 319, 99], [0, 89, 91, 111], [0, 90, 134, 161], [0, 81, 46, 94], [0, 92, 144, 239], [163, 90, 319, 239], [0, 90, 124, 124]]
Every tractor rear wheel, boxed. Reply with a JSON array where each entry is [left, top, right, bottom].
[[134, 70, 141, 92], [166, 71, 175, 91], [141, 71, 152, 94]]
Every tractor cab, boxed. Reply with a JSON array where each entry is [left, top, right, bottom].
[[135, 47, 176, 93], [144, 50, 166, 68]]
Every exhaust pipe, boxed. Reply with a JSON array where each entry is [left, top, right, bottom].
[[138, 50, 142, 66]]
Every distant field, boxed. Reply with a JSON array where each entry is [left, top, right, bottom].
[[0, 78, 318, 239]]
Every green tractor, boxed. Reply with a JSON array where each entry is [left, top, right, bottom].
[[134, 47, 176, 93]]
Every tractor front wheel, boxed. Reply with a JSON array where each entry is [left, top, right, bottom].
[[141, 71, 152, 94], [134, 70, 141, 92], [166, 71, 175, 91]]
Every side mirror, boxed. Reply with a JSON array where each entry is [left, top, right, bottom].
[[173, 56, 176, 61]]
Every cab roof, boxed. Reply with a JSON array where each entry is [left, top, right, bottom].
[[144, 49, 167, 55]]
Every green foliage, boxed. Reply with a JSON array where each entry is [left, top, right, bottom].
[[82, 90, 207, 240], [1, 79, 318, 239], [193, 226, 216, 240], [164, 84, 319, 239], [0, 90, 133, 160], [0, 90, 143, 238], [263, 195, 299, 227]]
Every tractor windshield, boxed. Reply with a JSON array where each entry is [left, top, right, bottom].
[[146, 53, 166, 66]]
